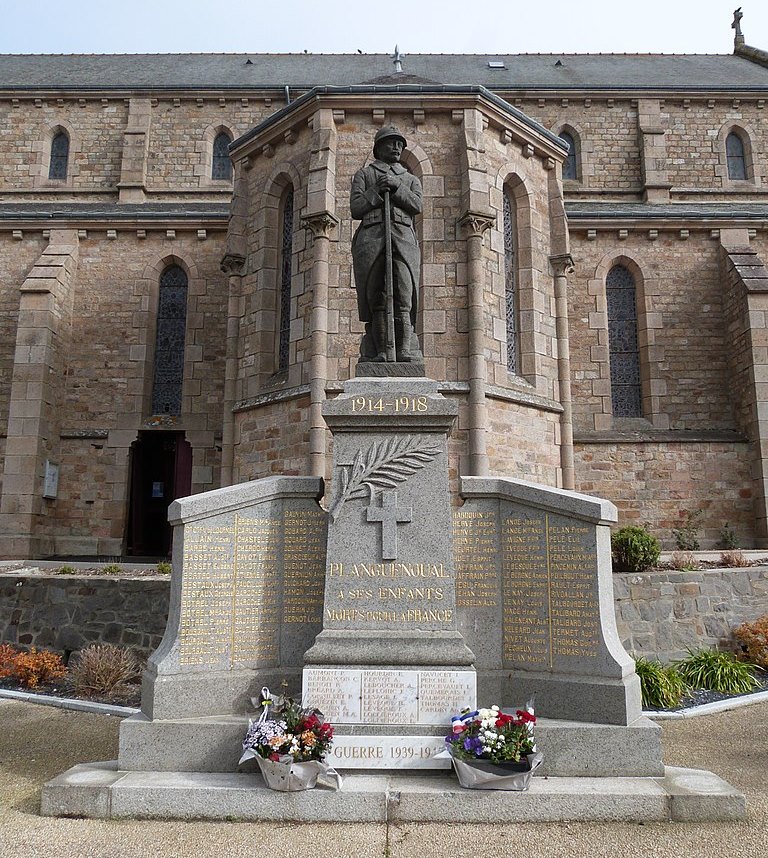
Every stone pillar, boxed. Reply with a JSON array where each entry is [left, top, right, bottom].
[[0, 230, 79, 558], [302, 212, 339, 479], [117, 98, 151, 204], [720, 228, 768, 545], [459, 212, 495, 477], [637, 99, 671, 204], [219, 254, 245, 488], [551, 253, 576, 490]]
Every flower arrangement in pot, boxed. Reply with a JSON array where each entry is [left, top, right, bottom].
[[239, 687, 342, 791], [444, 702, 543, 790]]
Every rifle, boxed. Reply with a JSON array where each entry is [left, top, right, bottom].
[[382, 188, 396, 362]]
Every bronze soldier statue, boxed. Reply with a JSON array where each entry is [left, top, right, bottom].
[[350, 126, 423, 363]]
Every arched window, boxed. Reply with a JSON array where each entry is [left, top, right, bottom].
[[277, 186, 294, 372], [48, 131, 69, 180], [503, 189, 518, 374], [606, 264, 642, 418], [559, 131, 577, 180], [726, 131, 747, 180], [212, 130, 233, 180], [151, 265, 188, 415]]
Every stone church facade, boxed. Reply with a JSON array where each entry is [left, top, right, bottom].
[[3, 27, 768, 558]]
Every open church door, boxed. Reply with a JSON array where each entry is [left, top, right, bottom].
[[126, 431, 192, 558]]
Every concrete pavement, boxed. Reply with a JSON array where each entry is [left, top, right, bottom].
[[1, 698, 767, 858]]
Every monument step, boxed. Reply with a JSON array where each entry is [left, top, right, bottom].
[[118, 713, 664, 778], [41, 762, 745, 823]]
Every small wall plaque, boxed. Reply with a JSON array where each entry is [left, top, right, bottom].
[[43, 461, 59, 499]]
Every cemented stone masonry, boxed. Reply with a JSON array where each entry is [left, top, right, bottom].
[[3, 566, 765, 667], [614, 566, 768, 663]]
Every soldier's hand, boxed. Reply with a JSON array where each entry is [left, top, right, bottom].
[[376, 172, 399, 193]]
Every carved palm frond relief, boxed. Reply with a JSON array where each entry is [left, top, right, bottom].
[[329, 437, 441, 521]]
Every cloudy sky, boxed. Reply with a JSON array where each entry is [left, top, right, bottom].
[[0, 0, 763, 55]]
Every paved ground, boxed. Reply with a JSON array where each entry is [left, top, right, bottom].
[[1, 698, 766, 858]]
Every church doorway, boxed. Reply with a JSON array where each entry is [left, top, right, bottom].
[[126, 431, 192, 558]]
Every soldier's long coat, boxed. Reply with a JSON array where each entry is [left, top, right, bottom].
[[350, 160, 422, 323]]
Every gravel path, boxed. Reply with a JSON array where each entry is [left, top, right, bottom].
[[1, 699, 767, 858]]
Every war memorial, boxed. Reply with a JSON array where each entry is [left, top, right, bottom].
[[40, 101, 745, 822]]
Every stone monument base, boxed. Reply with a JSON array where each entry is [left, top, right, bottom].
[[117, 713, 663, 777], [42, 763, 745, 823]]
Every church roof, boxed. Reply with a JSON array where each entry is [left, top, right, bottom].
[[1, 52, 767, 91]]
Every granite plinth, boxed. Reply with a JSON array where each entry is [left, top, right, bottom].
[[42, 763, 746, 822], [455, 476, 641, 725], [118, 712, 663, 777]]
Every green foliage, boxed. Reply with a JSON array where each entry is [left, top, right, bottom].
[[634, 656, 688, 709], [718, 522, 738, 550], [672, 510, 702, 551], [156, 561, 172, 575], [101, 563, 121, 575], [56, 565, 76, 575], [611, 526, 661, 573], [674, 648, 760, 695]]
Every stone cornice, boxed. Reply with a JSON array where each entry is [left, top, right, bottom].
[[230, 86, 569, 165]]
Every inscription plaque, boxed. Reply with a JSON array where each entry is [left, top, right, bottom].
[[177, 505, 326, 670], [502, 508, 601, 669], [303, 667, 476, 725]]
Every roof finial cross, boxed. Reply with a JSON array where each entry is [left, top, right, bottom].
[[392, 45, 404, 74], [732, 8, 745, 49]]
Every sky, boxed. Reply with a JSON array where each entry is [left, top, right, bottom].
[[0, 0, 765, 56]]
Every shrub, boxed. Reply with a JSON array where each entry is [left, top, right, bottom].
[[101, 563, 121, 575], [611, 526, 661, 573], [670, 550, 697, 571], [718, 522, 738, 550], [11, 648, 66, 689], [634, 656, 688, 709], [674, 648, 760, 695], [156, 561, 172, 575], [672, 510, 702, 551], [0, 643, 17, 679], [720, 550, 750, 568], [56, 565, 76, 575], [68, 644, 141, 699], [734, 614, 768, 669]]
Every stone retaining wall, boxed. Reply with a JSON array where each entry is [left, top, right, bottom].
[[614, 566, 768, 662], [2, 568, 768, 665], [0, 574, 169, 659]]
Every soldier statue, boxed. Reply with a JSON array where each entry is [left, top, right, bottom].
[[350, 126, 423, 363]]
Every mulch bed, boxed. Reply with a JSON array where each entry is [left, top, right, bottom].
[[0, 677, 141, 708], [644, 677, 768, 713]]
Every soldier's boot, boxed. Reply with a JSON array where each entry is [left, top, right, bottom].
[[395, 313, 423, 362], [371, 310, 388, 362]]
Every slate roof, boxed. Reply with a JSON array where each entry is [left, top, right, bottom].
[[1, 52, 767, 91]]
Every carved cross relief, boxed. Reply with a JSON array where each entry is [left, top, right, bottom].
[[366, 489, 412, 560]]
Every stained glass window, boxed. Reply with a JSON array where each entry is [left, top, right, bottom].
[[606, 264, 642, 418], [559, 131, 577, 180], [503, 189, 518, 374], [278, 186, 294, 372], [726, 131, 747, 180], [212, 131, 233, 180], [151, 265, 188, 416], [49, 131, 69, 180]]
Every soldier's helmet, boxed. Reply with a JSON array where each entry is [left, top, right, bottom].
[[373, 126, 407, 155]]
